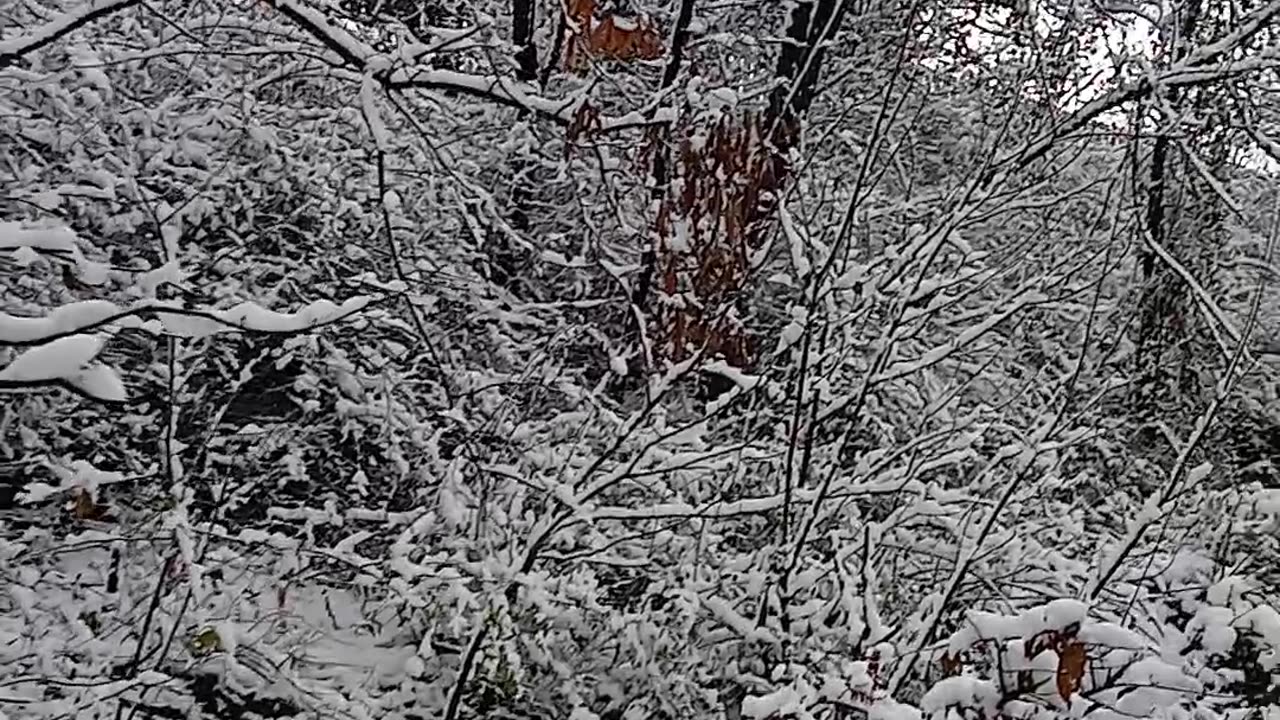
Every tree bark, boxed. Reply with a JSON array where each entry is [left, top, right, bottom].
[[496, 0, 542, 294], [1134, 0, 1227, 411], [634, 0, 699, 312], [767, 0, 848, 130], [512, 0, 538, 82], [1142, 135, 1170, 280], [762, 0, 849, 219]]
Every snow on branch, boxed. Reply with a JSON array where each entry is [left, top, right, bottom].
[[0, 0, 141, 67], [1182, 0, 1280, 67], [0, 222, 79, 253], [988, 0, 1280, 185], [0, 297, 374, 403], [870, 290, 1048, 386], [268, 0, 371, 67], [385, 67, 578, 126], [3, 0, 669, 131], [944, 599, 1091, 657], [269, 0, 669, 130], [0, 334, 127, 402], [0, 296, 375, 346], [268, 0, 577, 124]]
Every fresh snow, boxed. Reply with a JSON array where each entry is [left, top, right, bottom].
[[65, 363, 127, 401], [4, 2, 1279, 719], [946, 599, 1091, 656], [0, 221, 78, 252], [0, 334, 104, 382], [920, 676, 999, 717], [0, 297, 372, 344]]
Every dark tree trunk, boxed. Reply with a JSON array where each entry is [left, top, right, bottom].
[[495, 0, 542, 295], [512, 0, 538, 82], [1133, 0, 1227, 413], [768, 0, 848, 130], [1142, 135, 1169, 280], [660, 0, 698, 91], [762, 0, 849, 222], [791, 0, 846, 117], [634, 0, 699, 313], [768, 0, 815, 125]]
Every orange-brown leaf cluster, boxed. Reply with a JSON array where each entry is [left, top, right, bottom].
[[562, 0, 663, 71], [589, 15, 663, 61], [940, 628, 1089, 703], [1056, 640, 1086, 700], [651, 113, 792, 369], [1028, 629, 1089, 701]]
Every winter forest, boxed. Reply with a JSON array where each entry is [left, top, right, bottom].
[[3, 0, 1280, 717]]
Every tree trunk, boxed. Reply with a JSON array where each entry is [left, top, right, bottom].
[[492, 0, 542, 294], [1133, 0, 1226, 414], [512, 0, 538, 82], [761, 0, 849, 221], [768, 0, 848, 131], [634, 0, 698, 313]]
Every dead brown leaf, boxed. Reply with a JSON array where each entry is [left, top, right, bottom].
[[1056, 641, 1087, 700]]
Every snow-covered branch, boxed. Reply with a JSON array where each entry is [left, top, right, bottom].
[[269, 0, 670, 130], [0, 296, 375, 346], [990, 0, 1280, 183], [0, 0, 141, 67]]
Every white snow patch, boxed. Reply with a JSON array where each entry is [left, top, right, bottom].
[[946, 599, 1088, 656], [704, 596, 778, 644], [0, 297, 370, 345], [741, 686, 802, 720], [702, 360, 760, 391], [921, 676, 999, 716], [1077, 622, 1145, 649], [868, 699, 923, 720], [1208, 575, 1253, 608], [0, 301, 120, 344], [1236, 605, 1280, 646], [0, 221, 77, 252], [0, 334, 104, 382], [66, 363, 127, 401], [1255, 489, 1280, 515]]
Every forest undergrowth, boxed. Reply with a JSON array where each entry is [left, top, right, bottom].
[[1, 0, 1280, 718]]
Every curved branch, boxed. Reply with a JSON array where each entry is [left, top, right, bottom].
[[988, 0, 1280, 185], [270, 0, 573, 125], [0, 0, 142, 68], [268, 0, 369, 67], [0, 376, 128, 405], [0, 296, 380, 346], [270, 0, 669, 131], [385, 68, 574, 126]]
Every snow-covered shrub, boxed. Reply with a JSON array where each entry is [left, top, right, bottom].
[[3, 1, 1279, 720]]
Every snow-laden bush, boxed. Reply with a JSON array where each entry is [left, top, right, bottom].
[[2, 1, 1278, 720]]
